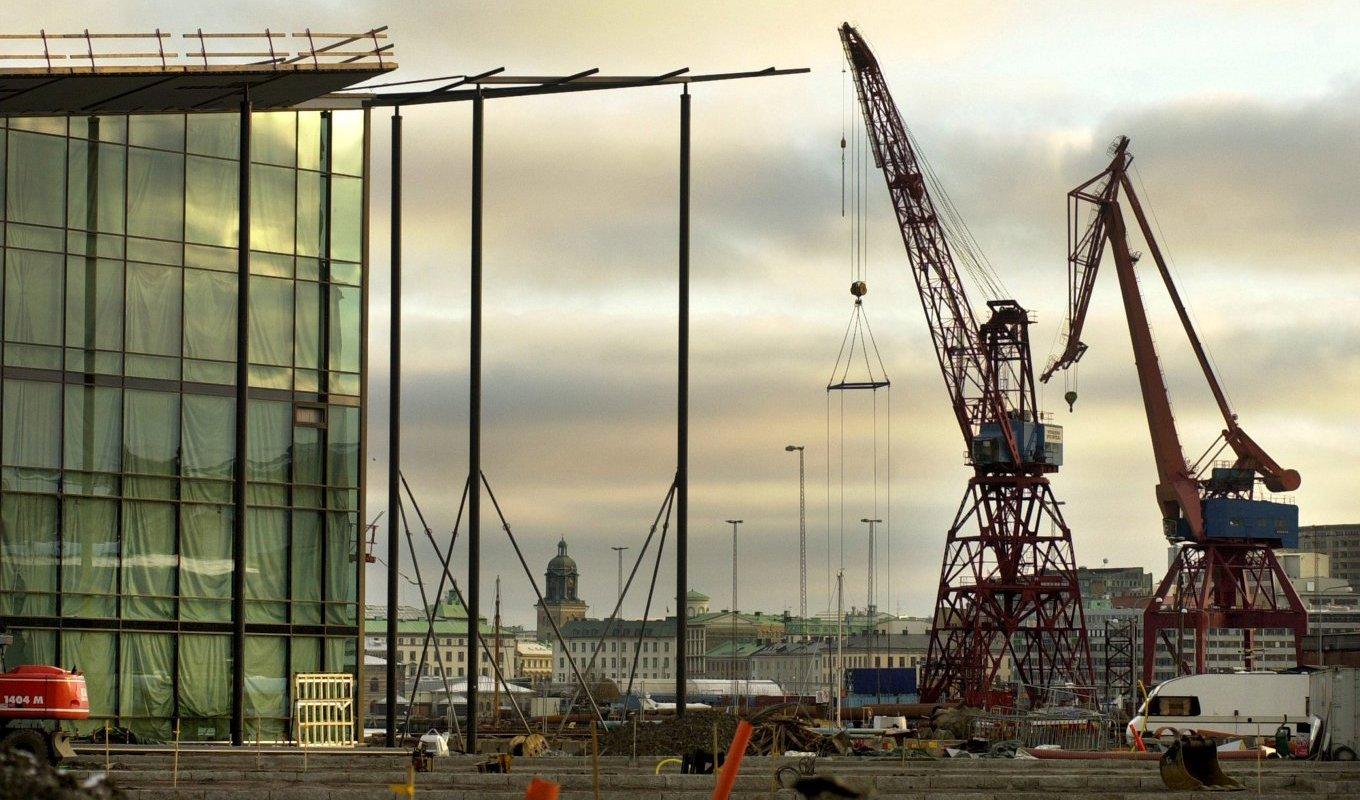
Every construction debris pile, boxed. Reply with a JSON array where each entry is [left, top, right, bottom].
[[599, 710, 739, 757], [0, 751, 122, 800], [595, 703, 1125, 761], [599, 706, 917, 758]]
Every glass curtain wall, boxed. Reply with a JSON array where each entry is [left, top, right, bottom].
[[0, 108, 366, 741]]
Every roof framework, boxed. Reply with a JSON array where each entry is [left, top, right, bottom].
[[359, 66, 808, 106], [0, 28, 395, 114]]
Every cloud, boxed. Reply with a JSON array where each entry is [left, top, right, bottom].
[[361, 66, 1360, 626], [13, 0, 1353, 628]]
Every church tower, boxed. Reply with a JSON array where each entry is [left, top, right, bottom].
[[536, 538, 589, 641]]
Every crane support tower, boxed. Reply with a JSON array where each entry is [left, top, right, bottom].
[[1043, 136, 1306, 683], [840, 23, 1092, 707]]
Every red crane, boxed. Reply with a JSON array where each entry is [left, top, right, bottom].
[[840, 23, 1092, 706], [1043, 136, 1305, 683]]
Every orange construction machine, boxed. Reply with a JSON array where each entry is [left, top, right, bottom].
[[0, 664, 90, 763]]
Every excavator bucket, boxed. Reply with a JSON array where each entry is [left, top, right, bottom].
[[49, 730, 77, 762], [1159, 734, 1244, 792]]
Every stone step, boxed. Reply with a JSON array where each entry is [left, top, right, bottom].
[[114, 790, 1358, 800], [72, 753, 1360, 773], [87, 769, 1357, 784], [74, 751, 1360, 800], [92, 772, 1360, 795]]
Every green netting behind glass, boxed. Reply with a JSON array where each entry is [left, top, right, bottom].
[[61, 630, 114, 735], [1, 111, 362, 387], [0, 110, 365, 740], [179, 634, 231, 741]]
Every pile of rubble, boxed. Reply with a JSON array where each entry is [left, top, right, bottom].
[[0, 751, 122, 800], [599, 710, 739, 756], [594, 703, 990, 759], [600, 706, 854, 758]]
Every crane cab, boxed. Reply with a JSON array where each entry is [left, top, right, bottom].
[[1163, 468, 1301, 547], [1171, 497, 1299, 548], [971, 420, 1063, 469]]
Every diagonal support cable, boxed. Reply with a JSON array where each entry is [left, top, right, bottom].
[[400, 473, 533, 735], [397, 495, 463, 742], [479, 471, 608, 725], [621, 486, 676, 709], [555, 478, 678, 733]]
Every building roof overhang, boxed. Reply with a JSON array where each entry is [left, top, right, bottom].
[[0, 63, 393, 116], [0, 28, 395, 116]]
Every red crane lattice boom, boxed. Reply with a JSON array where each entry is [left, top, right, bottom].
[[840, 23, 1092, 706]]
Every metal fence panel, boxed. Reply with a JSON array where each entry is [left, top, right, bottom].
[[293, 673, 354, 748]]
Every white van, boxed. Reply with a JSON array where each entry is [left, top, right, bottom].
[[1128, 672, 1319, 746]]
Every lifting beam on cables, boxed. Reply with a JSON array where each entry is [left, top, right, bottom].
[[840, 22, 1092, 708], [825, 282, 891, 617], [1042, 136, 1306, 683], [827, 65, 893, 636]]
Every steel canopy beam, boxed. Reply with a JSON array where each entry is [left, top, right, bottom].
[[362, 66, 807, 106]]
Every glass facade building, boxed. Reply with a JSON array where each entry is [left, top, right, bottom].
[[0, 108, 368, 741]]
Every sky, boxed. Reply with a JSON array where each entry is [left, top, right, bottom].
[[20, 2, 1360, 628]]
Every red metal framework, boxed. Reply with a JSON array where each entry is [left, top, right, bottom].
[[932, 476, 1090, 698], [1148, 545, 1306, 676], [840, 23, 1091, 706], [1044, 137, 1306, 683]]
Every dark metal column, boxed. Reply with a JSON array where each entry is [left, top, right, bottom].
[[675, 86, 690, 716], [385, 108, 402, 748], [231, 88, 253, 747], [465, 89, 484, 753]]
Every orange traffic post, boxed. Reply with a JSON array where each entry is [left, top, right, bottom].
[[525, 777, 560, 800], [711, 720, 754, 800]]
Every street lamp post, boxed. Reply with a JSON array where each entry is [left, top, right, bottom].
[[725, 519, 743, 709], [860, 518, 882, 620], [861, 517, 883, 699], [834, 569, 844, 728], [785, 445, 807, 623], [611, 546, 629, 611]]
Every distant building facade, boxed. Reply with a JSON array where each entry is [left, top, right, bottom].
[[749, 633, 929, 700], [551, 617, 677, 684], [1279, 551, 1356, 606], [364, 592, 516, 686], [1298, 525, 1360, 588], [515, 641, 553, 684], [749, 641, 826, 697], [685, 590, 710, 618], [1076, 565, 1153, 600], [686, 610, 785, 678], [536, 539, 589, 641]]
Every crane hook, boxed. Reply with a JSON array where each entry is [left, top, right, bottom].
[[1064, 390, 1078, 412]]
